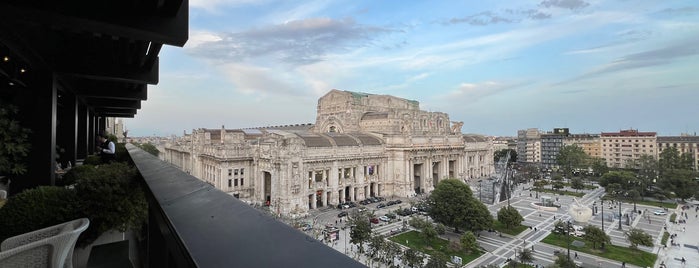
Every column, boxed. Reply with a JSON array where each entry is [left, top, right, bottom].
[[321, 191, 327, 207], [349, 186, 354, 201], [311, 192, 317, 209], [77, 102, 88, 160]]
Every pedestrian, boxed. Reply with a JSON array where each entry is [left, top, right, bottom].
[[575, 252, 578, 259], [622, 261, 626, 267]]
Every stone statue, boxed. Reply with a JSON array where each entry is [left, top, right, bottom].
[[450, 121, 464, 134]]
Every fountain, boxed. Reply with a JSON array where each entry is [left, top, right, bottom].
[[529, 196, 561, 212], [568, 198, 593, 224]]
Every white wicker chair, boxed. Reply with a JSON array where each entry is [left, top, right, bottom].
[[0, 218, 90, 268]]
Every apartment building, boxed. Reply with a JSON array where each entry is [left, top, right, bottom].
[[601, 129, 657, 168]]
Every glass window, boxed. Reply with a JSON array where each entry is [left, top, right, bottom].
[[240, 168, 244, 175], [228, 169, 232, 176], [234, 179, 238, 186], [240, 178, 244, 186], [234, 169, 239, 175], [228, 179, 232, 187]]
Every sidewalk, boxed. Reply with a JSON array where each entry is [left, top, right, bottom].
[[655, 204, 699, 268]]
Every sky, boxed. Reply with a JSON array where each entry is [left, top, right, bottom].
[[125, 0, 699, 137]]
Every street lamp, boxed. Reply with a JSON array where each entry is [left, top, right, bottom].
[[567, 220, 572, 266], [601, 199, 604, 232], [618, 200, 622, 230], [478, 179, 483, 202]]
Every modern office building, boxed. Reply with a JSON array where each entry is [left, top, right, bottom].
[[601, 129, 657, 168], [163, 89, 494, 217], [540, 128, 569, 169]]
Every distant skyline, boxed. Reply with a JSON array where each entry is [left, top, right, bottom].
[[126, 0, 699, 137]]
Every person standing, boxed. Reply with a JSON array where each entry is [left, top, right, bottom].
[[97, 134, 116, 163]]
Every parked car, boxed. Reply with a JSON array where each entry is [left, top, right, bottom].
[[370, 218, 379, 224], [654, 210, 667, 215], [394, 200, 402, 204], [385, 213, 397, 219], [379, 216, 390, 222], [338, 211, 348, 218], [377, 203, 386, 209], [358, 207, 367, 212]]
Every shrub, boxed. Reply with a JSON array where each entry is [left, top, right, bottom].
[[435, 223, 446, 235], [58, 164, 97, 186], [0, 186, 81, 241], [75, 162, 147, 245], [83, 155, 102, 166]]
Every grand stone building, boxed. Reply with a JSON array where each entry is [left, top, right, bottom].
[[163, 90, 494, 217]]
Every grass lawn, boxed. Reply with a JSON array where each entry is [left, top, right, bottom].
[[661, 231, 669, 246], [601, 196, 677, 209], [492, 220, 529, 236], [541, 233, 656, 267], [536, 188, 585, 197], [389, 230, 482, 264]]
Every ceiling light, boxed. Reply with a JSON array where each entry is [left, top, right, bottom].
[[20, 68, 25, 73], [2, 56, 8, 62], [8, 82, 14, 86]]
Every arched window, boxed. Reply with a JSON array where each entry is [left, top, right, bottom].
[[329, 126, 336, 132]]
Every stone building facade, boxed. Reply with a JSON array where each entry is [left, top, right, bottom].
[[601, 129, 657, 168], [163, 90, 494, 217]]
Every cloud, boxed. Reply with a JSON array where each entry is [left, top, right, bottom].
[[656, 7, 699, 16], [219, 63, 305, 96], [539, 0, 590, 11], [447, 11, 515, 26], [565, 29, 651, 55], [186, 18, 393, 65], [190, 0, 263, 13], [560, 36, 699, 83], [441, 81, 532, 103]]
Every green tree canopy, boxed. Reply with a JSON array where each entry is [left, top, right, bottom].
[[571, 178, 585, 192], [497, 205, 524, 230], [625, 228, 653, 249], [599, 171, 635, 188], [589, 157, 609, 176], [403, 248, 424, 268], [428, 179, 493, 232], [494, 149, 517, 164], [557, 145, 589, 175], [460, 231, 478, 253], [582, 225, 610, 249], [0, 103, 31, 176], [518, 248, 534, 264], [348, 210, 372, 253]]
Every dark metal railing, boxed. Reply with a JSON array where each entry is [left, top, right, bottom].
[[126, 144, 363, 267]]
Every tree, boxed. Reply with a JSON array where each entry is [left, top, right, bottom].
[[429, 179, 493, 232], [497, 205, 524, 230], [460, 231, 478, 253], [552, 181, 564, 191], [420, 224, 438, 244], [367, 235, 386, 266], [659, 169, 698, 201], [636, 155, 658, 198], [599, 171, 635, 188], [383, 241, 401, 266], [553, 252, 576, 268], [435, 223, 446, 235], [582, 225, 610, 249], [425, 251, 449, 268], [0, 103, 31, 176], [137, 142, 160, 157], [627, 189, 641, 212], [518, 248, 534, 264], [625, 228, 653, 249], [348, 210, 372, 253], [557, 145, 589, 175], [403, 248, 423, 268], [494, 149, 517, 164], [571, 178, 584, 192], [589, 157, 609, 176]]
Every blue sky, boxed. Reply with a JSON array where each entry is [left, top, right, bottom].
[[125, 0, 699, 137]]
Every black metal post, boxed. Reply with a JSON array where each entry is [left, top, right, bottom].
[[567, 221, 571, 267], [601, 199, 604, 232], [618, 200, 622, 230]]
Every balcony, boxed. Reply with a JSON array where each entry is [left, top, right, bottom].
[[127, 144, 363, 267]]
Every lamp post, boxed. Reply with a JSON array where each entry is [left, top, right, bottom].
[[618, 200, 622, 230], [478, 179, 483, 202], [567, 220, 571, 266], [601, 199, 604, 232]]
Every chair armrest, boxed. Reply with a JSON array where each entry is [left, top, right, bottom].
[[0, 237, 52, 267], [1, 224, 63, 251]]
